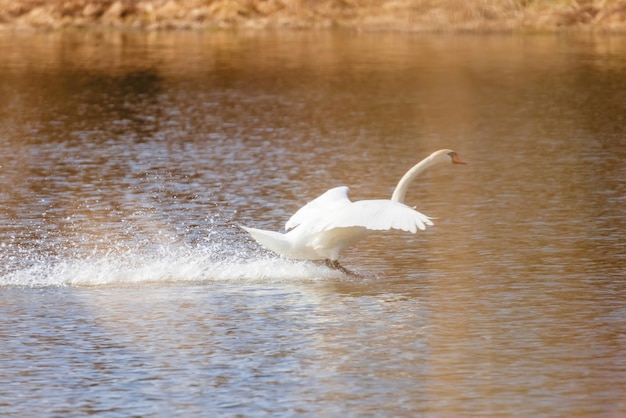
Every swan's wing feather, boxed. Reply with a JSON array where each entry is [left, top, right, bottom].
[[285, 186, 352, 231], [318, 200, 433, 233]]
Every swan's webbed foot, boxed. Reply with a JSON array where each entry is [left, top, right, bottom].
[[324, 259, 359, 277]]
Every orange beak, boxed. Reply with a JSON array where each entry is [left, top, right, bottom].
[[451, 153, 467, 165]]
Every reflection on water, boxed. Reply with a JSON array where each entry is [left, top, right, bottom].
[[0, 31, 625, 416]]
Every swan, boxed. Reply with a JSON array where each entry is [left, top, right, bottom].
[[241, 149, 466, 272]]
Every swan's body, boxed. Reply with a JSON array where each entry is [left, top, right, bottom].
[[241, 149, 465, 267]]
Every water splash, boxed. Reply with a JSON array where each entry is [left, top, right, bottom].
[[0, 242, 343, 288]]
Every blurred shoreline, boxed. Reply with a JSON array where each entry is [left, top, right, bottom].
[[1, 0, 626, 33]]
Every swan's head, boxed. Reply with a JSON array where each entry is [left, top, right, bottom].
[[431, 149, 466, 165]]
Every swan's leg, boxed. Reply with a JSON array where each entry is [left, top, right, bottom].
[[325, 259, 359, 277]]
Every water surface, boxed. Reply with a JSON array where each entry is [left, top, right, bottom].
[[0, 31, 625, 416]]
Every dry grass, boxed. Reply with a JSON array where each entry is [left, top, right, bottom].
[[0, 0, 625, 31]]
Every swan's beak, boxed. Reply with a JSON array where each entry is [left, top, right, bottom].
[[450, 152, 467, 165]]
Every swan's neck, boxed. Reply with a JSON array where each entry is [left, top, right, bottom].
[[390, 156, 438, 203]]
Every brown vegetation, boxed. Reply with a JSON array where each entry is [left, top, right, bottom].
[[1, 0, 626, 32]]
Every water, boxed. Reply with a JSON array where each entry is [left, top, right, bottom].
[[1, 31, 625, 416]]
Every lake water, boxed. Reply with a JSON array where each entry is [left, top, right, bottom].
[[0, 30, 625, 416]]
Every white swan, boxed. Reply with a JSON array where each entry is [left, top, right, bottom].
[[241, 149, 466, 271]]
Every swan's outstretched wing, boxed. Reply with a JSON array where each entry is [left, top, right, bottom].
[[317, 200, 434, 234], [285, 186, 352, 231]]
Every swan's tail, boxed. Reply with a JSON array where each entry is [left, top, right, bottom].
[[240, 225, 291, 257]]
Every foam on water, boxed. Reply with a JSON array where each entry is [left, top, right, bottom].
[[0, 244, 344, 288]]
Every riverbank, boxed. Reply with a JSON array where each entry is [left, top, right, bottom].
[[1, 0, 626, 32]]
